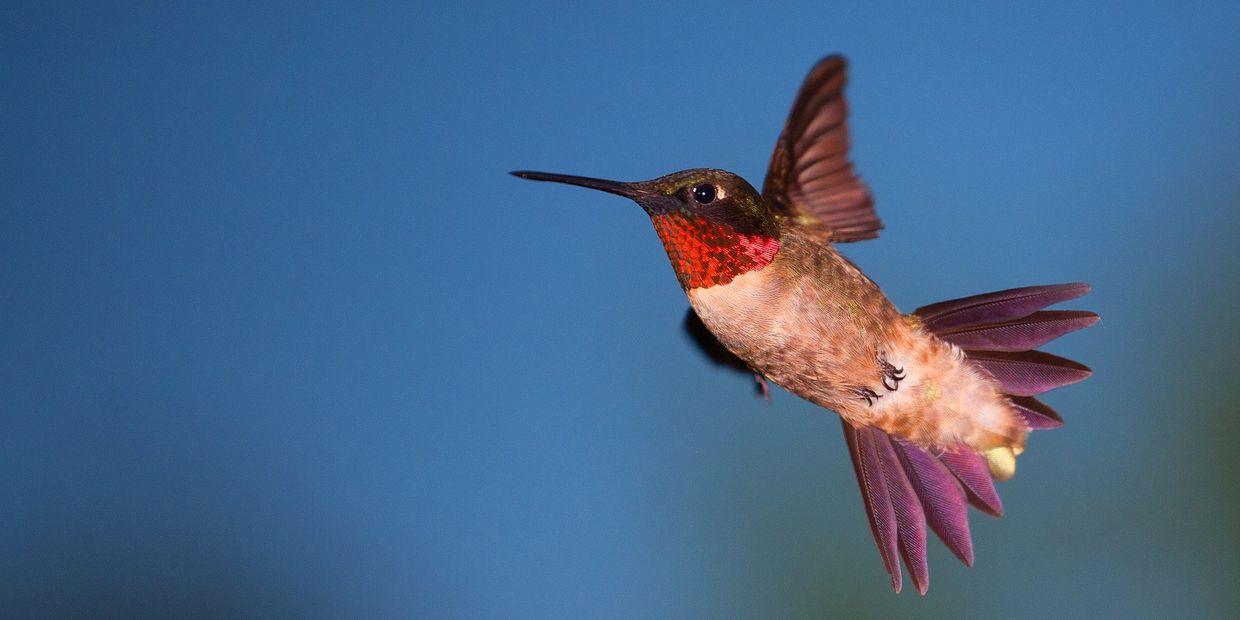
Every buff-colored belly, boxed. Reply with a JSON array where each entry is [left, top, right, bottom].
[[687, 268, 1027, 477]]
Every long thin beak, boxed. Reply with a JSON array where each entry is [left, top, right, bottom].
[[512, 170, 680, 214], [510, 170, 644, 199]]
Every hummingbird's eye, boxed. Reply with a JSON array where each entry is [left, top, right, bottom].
[[692, 184, 717, 204]]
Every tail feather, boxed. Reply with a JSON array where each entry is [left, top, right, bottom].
[[915, 282, 1091, 332], [843, 422, 906, 592], [966, 350, 1093, 396], [844, 422, 931, 594], [844, 422, 996, 594], [1009, 395, 1064, 430], [938, 449, 1005, 517], [934, 310, 1098, 352], [893, 439, 974, 566], [844, 282, 1094, 593]]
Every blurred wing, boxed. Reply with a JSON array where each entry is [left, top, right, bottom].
[[681, 308, 752, 374], [681, 308, 771, 399], [762, 55, 881, 243]]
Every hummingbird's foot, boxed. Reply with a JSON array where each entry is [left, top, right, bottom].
[[753, 373, 771, 402], [853, 386, 881, 406], [879, 356, 905, 392]]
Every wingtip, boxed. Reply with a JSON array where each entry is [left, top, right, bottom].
[[819, 53, 847, 68]]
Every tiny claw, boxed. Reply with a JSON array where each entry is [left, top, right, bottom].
[[853, 386, 880, 406], [879, 356, 905, 392]]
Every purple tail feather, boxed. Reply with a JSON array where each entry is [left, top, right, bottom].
[[844, 283, 1096, 594]]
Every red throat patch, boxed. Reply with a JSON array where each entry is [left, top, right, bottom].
[[649, 213, 780, 289]]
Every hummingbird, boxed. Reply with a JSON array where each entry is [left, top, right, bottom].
[[513, 55, 1096, 594]]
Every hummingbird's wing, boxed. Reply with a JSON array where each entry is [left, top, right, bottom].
[[762, 55, 881, 243]]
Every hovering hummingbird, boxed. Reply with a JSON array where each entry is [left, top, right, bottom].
[[513, 55, 1096, 594]]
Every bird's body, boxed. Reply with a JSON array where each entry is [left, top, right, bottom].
[[514, 55, 1096, 594], [685, 227, 1025, 471]]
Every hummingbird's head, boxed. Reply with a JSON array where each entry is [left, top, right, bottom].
[[512, 168, 780, 289]]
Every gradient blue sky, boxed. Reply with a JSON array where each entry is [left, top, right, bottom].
[[4, 2, 1240, 618]]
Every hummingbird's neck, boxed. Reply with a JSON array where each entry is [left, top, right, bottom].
[[650, 213, 780, 289]]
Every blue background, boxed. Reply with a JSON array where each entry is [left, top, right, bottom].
[[4, 2, 1239, 617]]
